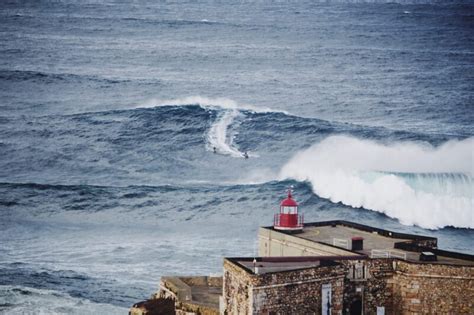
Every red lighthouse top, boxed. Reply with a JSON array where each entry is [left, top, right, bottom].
[[280, 190, 298, 207], [274, 188, 303, 232]]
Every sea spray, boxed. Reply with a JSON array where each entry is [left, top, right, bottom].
[[279, 136, 474, 229]]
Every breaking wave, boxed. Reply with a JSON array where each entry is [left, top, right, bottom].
[[279, 135, 474, 229], [140, 96, 280, 157]]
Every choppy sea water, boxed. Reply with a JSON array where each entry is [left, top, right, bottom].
[[1, 0, 473, 313]]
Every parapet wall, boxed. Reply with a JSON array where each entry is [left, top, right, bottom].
[[258, 227, 360, 257]]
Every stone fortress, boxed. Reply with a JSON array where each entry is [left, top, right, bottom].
[[130, 190, 474, 315]]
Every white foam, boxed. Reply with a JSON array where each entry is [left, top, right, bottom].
[[0, 285, 127, 315], [279, 135, 474, 229], [207, 109, 244, 157]]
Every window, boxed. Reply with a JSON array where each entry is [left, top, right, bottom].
[[281, 206, 297, 214], [349, 262, 367, 281]]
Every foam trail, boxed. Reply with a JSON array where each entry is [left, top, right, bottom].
[[279, 135, 474, 229], [207, 109, 244, 157]]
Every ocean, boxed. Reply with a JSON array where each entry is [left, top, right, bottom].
[[0, 0, 473, 313]]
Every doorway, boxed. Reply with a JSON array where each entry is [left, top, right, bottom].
[[349, 299, 362, 315]]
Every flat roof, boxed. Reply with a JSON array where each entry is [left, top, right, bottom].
[[300, 224, 409, 253], [263, 220, 474, 266]]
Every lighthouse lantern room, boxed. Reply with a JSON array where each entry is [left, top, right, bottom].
[[274, 188, 304, 232]]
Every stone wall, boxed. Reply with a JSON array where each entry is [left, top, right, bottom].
[[223, 259, 346, 315], [223, 259, 252, 314], [391, 261, 474, 314], [341, 259, 396, 315], [223, 257, 474, 315], [341, 259, 474, 315]]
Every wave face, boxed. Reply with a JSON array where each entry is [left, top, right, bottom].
[[280, 136, 474, 229], [140, 96, 276, 157]]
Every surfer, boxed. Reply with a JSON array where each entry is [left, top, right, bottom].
[[243, 151, 249, 159], [213, 146, 217, 154]]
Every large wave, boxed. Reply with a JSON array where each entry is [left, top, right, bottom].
[[140, 96, 283, 157], [279, 135, 474, 229]]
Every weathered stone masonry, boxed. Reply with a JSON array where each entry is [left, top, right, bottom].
[[223, 258, 345, 315], [391, 261, 474, 314], [223, 257, 474, 315]]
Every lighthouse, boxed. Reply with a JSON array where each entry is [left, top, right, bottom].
[[273, 188, 304, 232]]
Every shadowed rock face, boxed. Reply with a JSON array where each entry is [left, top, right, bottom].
[[130, 298, 175, 315]]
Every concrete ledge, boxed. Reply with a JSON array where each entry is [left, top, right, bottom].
[[159, 276, 221, 314]]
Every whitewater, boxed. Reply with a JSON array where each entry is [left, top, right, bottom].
[[280, 136, 474, 229], [1, 0, 473, 313]]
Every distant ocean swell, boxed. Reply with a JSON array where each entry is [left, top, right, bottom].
[[0, 69, 132, 85]]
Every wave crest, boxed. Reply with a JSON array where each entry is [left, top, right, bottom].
[[279, 135, 474, 229], [139, 95, 287, 114]]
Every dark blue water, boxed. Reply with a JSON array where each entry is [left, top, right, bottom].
[[1, 1, 473, 313]]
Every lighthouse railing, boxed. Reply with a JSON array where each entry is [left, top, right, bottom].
[[274, 213, 304, 228], [298, 214, 304, 227]]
